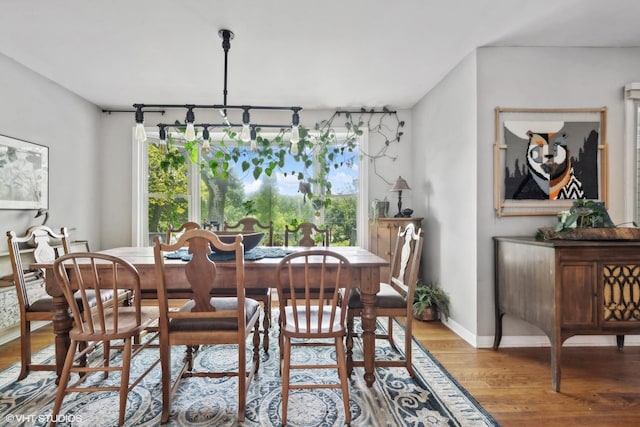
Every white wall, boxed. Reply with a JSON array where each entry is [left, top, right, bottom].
[[475, 47, 640, 344], [413, 46, 640, 347], [412, 52, 479, 339], [0, 53, 102, 252]]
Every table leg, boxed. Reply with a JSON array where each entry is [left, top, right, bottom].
[[550, 335, 561, 392], [359, 266, 380, 388], [51, 294, 72, 382]]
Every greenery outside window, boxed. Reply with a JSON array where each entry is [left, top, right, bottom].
[[134, 129, 366, 247]]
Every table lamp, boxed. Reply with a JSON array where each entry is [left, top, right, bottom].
[[390, 176, 411, 217]]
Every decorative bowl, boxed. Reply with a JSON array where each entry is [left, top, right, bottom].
[[212, 231, 265, 253]]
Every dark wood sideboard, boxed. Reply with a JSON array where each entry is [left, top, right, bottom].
[[493, 236, 640, 391]]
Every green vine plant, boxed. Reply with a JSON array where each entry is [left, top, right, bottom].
[[554, 199, 615, 232], [156, 109, 405, 213]]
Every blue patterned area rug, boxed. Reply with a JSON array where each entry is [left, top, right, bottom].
[[0, 314, 498, 426]]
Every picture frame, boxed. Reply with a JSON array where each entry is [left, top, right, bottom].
[[0, 133, 49, 210], [494, 107, 607, 217]]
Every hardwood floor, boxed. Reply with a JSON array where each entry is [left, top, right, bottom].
[[2, 319, 639, 426]]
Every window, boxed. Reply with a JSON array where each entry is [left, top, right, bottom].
[[133, 129, 368, 247]]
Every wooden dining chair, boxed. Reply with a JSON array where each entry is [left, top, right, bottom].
[[7, 226, 132, 381], [284, 222, 329, 247], [224, 217, 274, 351], [50, 252, 160, 426], [153, 229, 261, 424], [6, 226, 69, 380], [275, 249, 353, 425], [165, 221, 201, 244], [345, 223, 424, 377]]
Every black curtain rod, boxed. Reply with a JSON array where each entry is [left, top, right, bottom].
[[133, 104, 301, 112], [157, 122, 291, 129], [102, 109, 166, 115]]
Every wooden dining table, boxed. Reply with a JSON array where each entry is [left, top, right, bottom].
[[34, 245, 388, 387]]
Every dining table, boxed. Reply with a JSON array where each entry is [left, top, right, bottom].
[[33, 245, 388, 387]]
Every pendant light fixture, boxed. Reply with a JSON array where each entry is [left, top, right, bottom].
[[133, 29, 302, 148]]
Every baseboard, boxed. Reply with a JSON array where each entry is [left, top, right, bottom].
[[441, 318, 640, 349], [0, 321, 50, 347]]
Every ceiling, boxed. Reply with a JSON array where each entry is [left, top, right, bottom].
[[0, 0, 639, 110]]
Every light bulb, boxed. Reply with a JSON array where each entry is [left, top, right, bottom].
[[241, 123, 251, 143], [250, 127, 257, 152], [202, 139, 210, 154], [290, 139, 299, 155], [184, 123, 196, 141], [290, 125, 300, 144], [135, 123, 147, 143]]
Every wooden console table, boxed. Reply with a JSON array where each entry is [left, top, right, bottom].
[[493, 236, 640, 391]]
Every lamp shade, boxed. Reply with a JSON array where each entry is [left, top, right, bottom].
[[390, 176, 411, 192]]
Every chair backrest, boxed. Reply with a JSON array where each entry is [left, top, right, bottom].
[[165, 221, 201, 244], [54, 240, 90, 258], [53, 252, 144, 336], [224, 217, 274, 246], [276, 249, 352, 335], [284, 222, 329, 247], [388, 223, 424, 307], [153, 229, 247, 331], [7, 226, 70, 310]]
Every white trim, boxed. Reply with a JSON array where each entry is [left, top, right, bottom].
[[357, 128, 369, 247], [624, 83, 640, 223], [131, 126, 147, 247]]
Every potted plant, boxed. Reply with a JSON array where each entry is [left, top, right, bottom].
[[412, 280, 450, 321]]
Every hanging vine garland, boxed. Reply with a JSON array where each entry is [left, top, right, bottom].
[[156, 108, 405, 210]]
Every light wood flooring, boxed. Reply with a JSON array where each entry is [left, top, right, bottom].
[[1, 319, 638, 426]]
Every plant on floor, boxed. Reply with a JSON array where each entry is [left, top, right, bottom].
[[413, 280, 450, 321]]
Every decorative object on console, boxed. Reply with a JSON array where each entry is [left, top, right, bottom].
[[536, 199, 640, 241], [390, 176, 411, 217]]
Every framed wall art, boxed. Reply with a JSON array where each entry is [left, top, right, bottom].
[[494, 107, 607, 217], [0, 134, 49, 210]]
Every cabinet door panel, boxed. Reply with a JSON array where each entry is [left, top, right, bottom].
[[561, 263, 596, 327]]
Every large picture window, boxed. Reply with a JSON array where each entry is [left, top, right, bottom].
[[134, 129, 366, 247]]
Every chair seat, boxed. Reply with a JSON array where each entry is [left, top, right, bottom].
[[169, 297, 260, 331], [347, 283, 406, 309], [283, 305, 345, 335], [26, 290, 127, 313], [26, 297, 55, 313], [211, 287, 270, 296], [72, 306, 159, 340]]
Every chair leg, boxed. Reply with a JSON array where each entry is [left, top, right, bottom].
[[281, 335, 291, 426], [119, 338, 133, 426], [238, 330, 247, 422], [405, 318, 414, 377], [50, 339, 78, 425], [18, 319, 31, 380], [253, 320, 261, 371], [278, 318, 284, 373], [335, 336, 352, 425], [160, 340, 172, 424], [262, 293, 271, 352], [345, 312, 355, 376], [387, 316, 399, 351]]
